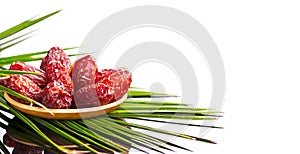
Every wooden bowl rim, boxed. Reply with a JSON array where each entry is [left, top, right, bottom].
[[4, 92, 126, 119]]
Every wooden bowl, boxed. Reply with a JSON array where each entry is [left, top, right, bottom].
[[4, 92, 127, 120]]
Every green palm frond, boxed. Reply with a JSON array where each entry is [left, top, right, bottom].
[[0, 47, 79, 67], [0, 30, 36, 47], [128, 90, 178, 98], [0, 10, 61, 41], [0, 88, 221, 153], [0, 35, 33, 52], [0, 10, 222, 153], [0, 70, 39, 75]]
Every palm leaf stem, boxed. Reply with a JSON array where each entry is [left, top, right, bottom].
[[91, 118, 167, 153], [0, 10, 61, 40], [109, 113, 216, 120], [130, 117, 223, 129], [83, 120, 145, 153], [106, 118, 217, 144], [62, 120, 125, 153]]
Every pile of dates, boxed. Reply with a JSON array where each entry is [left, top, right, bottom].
[[0, 47, 132, 109]]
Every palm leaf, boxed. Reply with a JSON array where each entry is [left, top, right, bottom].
[[0, 30, 36, 47], [0, 70, 40, 75], [0, 10, 222, 154], [0, 10, 61, 40], [107, 118, 217, 144], [0, 47, 79, 66], [62, 120, 126, 152], [0, 99, 69, 153], [0, 88, 221, 153], [131, 117, 223, 129], [31, 118, 99, 153], [0, 139, 9, 154], [0, 36, 32, 52], [123, 99, 189, 106], [128, 90, 178, 98]]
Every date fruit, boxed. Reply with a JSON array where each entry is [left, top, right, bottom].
[[96, 68, 132, 101], [10, 62, 47, 88], [71, 55, 98, 91], [74, 83, 114, 108], [42, 74, 73, 109], [73, 68, 132, 108], [8, 75, 42, 103], [0, 76, 10, 87], [42, 47, 71, 82], [3, 133, 17, 148]]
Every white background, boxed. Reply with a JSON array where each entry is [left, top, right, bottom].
[[1, 0, 300, 154]]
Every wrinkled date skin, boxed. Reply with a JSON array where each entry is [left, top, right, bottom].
[[74, 83, 113, 108], [73, 68, 132, 108], [10, 62, 47, 88], [9, 75, 42, 103], [42, 74, 73, 109], [5, 46, 132, 109], [0, 76, 10, 87], [41, 47, 71, 82], [12, 143, 43, 154], [71, 55, 98, 91], [95, 69, 115, 82], [96, 69, 132, 101], [40, 54, 48, 71]]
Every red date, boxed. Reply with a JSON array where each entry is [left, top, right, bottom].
[[10, 62, 47, 88], [4, 46, 132, 109], [71, 55, 98, 91], [43, 47, 71, 82], [73, 83, 113, 108], [0, 76, 10, 87], [95, 68, 132, 101], [42, 74, 73, 109], [9, 75, 42, 103], [40, 55, 48, 71], [3, 133, 17, 148], [73, 68, 132, 108]]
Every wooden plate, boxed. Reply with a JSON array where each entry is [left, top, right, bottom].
[[4, 92, 127, 120]]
